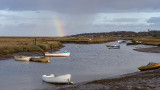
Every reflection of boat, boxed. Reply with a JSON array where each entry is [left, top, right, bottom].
[[42, 74, 73, 84], [108, 45, 120, 49], [138, 62, 160, 71], [106, 45, 117, 47], [14, 56, 31, 62], [45, 52, 70, 57], [31, 57, 50, 63]]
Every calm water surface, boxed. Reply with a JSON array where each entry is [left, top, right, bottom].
[[0, 42, 160, 90]]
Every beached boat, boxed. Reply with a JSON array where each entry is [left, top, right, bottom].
[[45, 52, 70, 57], [30, 57, 50, 63], [138, 62, 160, 71], [42, 74, 73, 84], [108, 45, 120, 49], [14, 56, 31, 62], [106, 45, 117, 47]]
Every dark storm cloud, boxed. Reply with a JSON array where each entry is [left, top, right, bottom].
[[112, 18, 139, 22], [147, 17, 160, 24], [0, 0, 160, 13]]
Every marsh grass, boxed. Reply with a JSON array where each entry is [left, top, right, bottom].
[[122, 37, 160, 46], [0, 37, 64, 55], [0, 37, 117, 55]]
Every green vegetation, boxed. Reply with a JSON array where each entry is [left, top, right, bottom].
[[121, 37, 160, 46], [0, 37, 117, 55], [45, 37, 117, 44], [71, 30, 160, 37], [0, 37, 63, 55]]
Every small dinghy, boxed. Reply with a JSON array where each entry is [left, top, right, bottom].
[[42, 74, 73, 84], [45, 51, 70, 57], [118, 40, 126, 44], [138, 62, 160, 71], [108, 45, 120, 49], [14, 56, 31, 62], [30, 57, 50, 63], [106, 45, 117, 47]]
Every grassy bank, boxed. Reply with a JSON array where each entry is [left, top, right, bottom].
[[121, 36, 160, 46], [0, 37, 117, 59], [0, 37, 63, 57]]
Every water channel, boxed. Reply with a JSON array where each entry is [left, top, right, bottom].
[[0, 41, 160, 90]]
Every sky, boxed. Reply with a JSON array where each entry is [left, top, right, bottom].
[[0, 0, 160, 36]]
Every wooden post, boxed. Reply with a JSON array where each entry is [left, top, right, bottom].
[[34, 37, 36, 45]]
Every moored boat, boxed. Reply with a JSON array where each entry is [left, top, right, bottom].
[[118, 40, 126, 44], [108, 45, 120, 49], [138, 62, 160, 71], [30, 57, 50, 63], [106, 45, 117, 47], [42, 74, 73, 84], [14, 56, 31, 62], [45, 51, 70, 57]]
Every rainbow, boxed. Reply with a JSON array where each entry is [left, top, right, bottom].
[[53, 14, 66, 37]]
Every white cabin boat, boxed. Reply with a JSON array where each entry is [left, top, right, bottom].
[[45, 52, 70, 57], [14, 56, 31, 62], [42, 74, 73, 84]]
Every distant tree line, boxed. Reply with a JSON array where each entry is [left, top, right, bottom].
[[70, 30, 160, 37]]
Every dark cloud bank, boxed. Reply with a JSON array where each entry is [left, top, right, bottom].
[[0, 0, 160, 13]]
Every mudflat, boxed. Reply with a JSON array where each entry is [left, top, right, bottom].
[[58, 69, 160, 90], [134, 47, 160, 53]]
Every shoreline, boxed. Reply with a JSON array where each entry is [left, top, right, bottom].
[[0, 47, 62, 60], [58, 69, 160, 90], [133, 46, 160, 53]]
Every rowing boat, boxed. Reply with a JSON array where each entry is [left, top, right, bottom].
[[42, 74, 73, 84], [138, 62, 160, 71], [45, 51, 70, 57]]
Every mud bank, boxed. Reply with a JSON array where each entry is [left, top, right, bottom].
[[133, 47, 160, 53], [0, 48, 61, 60]]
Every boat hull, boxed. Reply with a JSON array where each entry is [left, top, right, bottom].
[[31, 57, 50, 63], [138, 63, 160, 71], [108, 45, 120, 49], [14, 56, 31, 62], [45, 52, 70, 57], [42, 74, 72, 84], [106, 45, 117, 47]]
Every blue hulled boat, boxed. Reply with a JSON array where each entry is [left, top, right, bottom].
[[108, 45, 120, 49]]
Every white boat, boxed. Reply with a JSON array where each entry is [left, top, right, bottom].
[[42, 74, 73, 84], [14, 56, 31, 62], [118, 40, 126, 44], [45, 51, 70, 57]]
